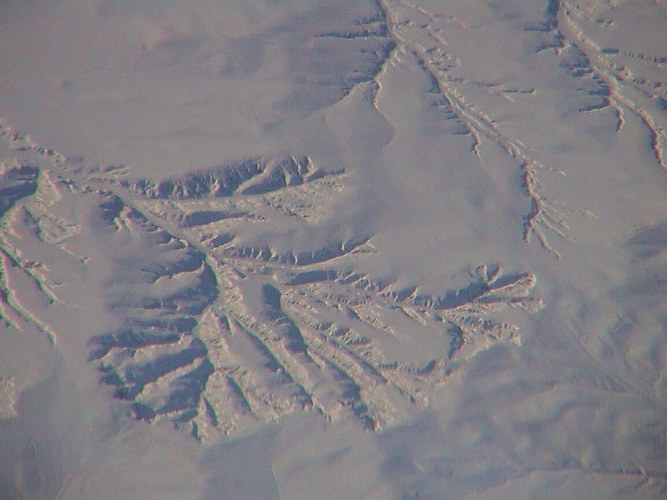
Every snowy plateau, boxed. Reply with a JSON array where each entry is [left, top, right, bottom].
[[0, 0, 665, 498]]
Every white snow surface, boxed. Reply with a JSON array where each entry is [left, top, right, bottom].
[[0, 0, 665, 498]]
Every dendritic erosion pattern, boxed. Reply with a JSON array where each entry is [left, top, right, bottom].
[[6, 0, 661, 438], [0, 122, 542, 439], [377, 0, 665, 257]]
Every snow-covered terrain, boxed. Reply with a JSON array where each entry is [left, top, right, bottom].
[[0, 0, 665, 498]]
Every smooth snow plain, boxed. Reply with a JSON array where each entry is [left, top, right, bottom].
[[0, 0, 665, 498]]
